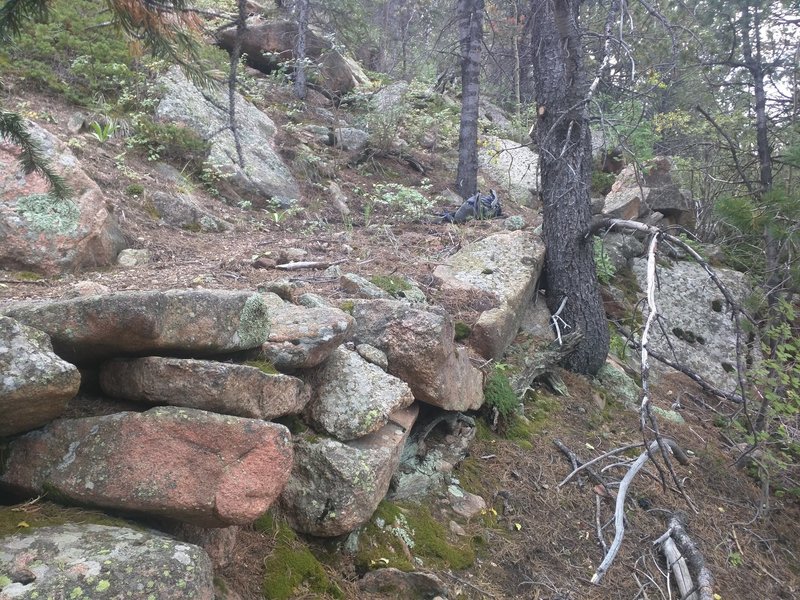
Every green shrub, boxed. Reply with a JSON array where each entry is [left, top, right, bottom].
[[0, 0, 135, 105], [593, 236, 616, 284]]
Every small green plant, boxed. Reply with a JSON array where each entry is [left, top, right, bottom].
[[484, 366, 519, 423], [370, 275, 412, 296], [454, 321, 472, 341], [125, 183, 144, 197], [728, 551, 744, 567], [593, 236, 616, 284], [88, 119, 116, 143], [369, 181, 434, 223]]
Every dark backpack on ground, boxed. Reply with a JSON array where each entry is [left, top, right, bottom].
[[441, 189, 502, 224]]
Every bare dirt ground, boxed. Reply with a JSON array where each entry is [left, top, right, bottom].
[[2, 87, 799, 600]]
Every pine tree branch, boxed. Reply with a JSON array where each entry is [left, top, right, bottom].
[[0, 0, 49, 42], [0, 111, 70, 200]]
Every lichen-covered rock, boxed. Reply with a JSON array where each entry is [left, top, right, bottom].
[[261, 302, 354, 370], [478, 136, 540, 205], [0, 407, 293, 527], [155, 67, 299, 207], [433, 230, 546, 360], [0, 121, 125, 275], [305, 347, 414, 441], [116, 248, 150, 267], [280, 404, 419, 537], [340, 273, 391, 299], [603, 157, 694, 227], [631, 258, 753, 392], [3, 289, 270, 365], [352, 300, 484, 411], [99, 357, 309, 420], [0, 316, 80, 437], [151, 190, 229, 232], [0, 524, 214, 599]]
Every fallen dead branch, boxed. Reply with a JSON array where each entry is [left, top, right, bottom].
[[654, 512, 715, 600], [274, 259, 347, 270], [591, 438, 690, 584]]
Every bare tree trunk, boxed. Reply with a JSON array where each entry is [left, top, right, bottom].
[[294, 0, 310, 100], [530, 0, 609, 375], [455, 0, 484, 199], [228, 0, 248, 168]]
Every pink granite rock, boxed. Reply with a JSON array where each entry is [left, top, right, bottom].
[[0, 122, 124, 275], [0, 407, 293, 527]]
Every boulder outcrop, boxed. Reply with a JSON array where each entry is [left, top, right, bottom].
[[3, 289, 271, 365], [0, 524, 215, 600], [352, 300, 484, 411], [0, 407, 293, 527], [99, 357, 309, 420], [280, 404, 419, 537], [304, 347, 415, 441], [433, 229, 546, 360], [0, 121, 125, 275], [0, 316, 80, 437], [155, 67, 299, 208]]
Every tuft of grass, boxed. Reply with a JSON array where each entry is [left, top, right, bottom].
[[244, 359, 279, 375]]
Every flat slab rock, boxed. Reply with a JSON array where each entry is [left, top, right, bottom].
[[0, 523, 214, 600], [304, 347, 414, 441], [280, 404, 419, 537], [0, 407, 293, 527], [632, 258, 753, 392], [0, 316, 80, 437], [2, 289, 271, 365], [433, 229, 546, 360], [352, 299, 484, 411], [99, 357, 309, 420], [261, 301, 354, 369]]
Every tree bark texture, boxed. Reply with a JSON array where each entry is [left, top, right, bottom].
[[455, 0, 484, 198], [293, 0, 309, 100], [530, 0, 609, 375]]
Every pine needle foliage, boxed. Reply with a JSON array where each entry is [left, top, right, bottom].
[[0, 109, 70, 199]]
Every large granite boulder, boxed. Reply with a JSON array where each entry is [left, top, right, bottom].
[[0, 407, 293, 527], [478, 136, 540, 205], [217, 20, 370, 97], [99, 357, 309, 420], [0, 524, 214, 599], [261, 301, 355, 370], [280, 404, 418, 537], [632, 258, 753, 392], [433, 229, 546, 360], [352, 300, 484, 411], [0, 316, 80, 437], [3, 289, 271, 365], [0, 121, 125, 275], [603, 157, 694, 227], [155, 67, 299, 208], [304, 347, 415, 441], [150, 190, 229, 232]]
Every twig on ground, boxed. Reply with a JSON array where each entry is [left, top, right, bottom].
[[654, 513, 715, 600], [591, 439, 689, 584]]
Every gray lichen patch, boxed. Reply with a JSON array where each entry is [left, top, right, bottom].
[[236, 294, 271, 348], [16, 193, 81, 235]]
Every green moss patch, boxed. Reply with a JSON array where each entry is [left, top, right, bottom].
[[369, 275, 412, 296], [454, 321, 472, 341], [0, 501, 136, 537], [244, 359, 279, 375], [356, 501, 475, 574], [256, 513, 343, 600], [484, 368, 519, 423]]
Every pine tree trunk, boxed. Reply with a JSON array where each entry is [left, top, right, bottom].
[[530, 0, 609, 375], [294, 0, 309, 100], [455, 0, 484, 199]]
